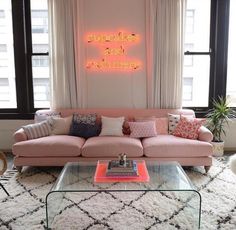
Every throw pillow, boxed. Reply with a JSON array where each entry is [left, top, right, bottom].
[[72, 113, 97, 125], [129, 121, 157, 138], [34, 111, 61, 123], [168, 113, 194, 134], [173, 117, 205, 140], [49, 116, 72, 135], [135, 116, 168, 135], [69, 122, 101, 139], [22, 121, 51, 140], [99, 116, 125, 136]]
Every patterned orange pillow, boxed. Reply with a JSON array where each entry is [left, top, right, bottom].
[[173, 117, 205, 140]]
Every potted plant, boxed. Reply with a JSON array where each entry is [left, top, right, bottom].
[[206, 96, 236, 156]]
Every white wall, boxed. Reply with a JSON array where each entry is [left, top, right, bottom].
[[84, 0, 147, 108], [0, 120, 32, 150]]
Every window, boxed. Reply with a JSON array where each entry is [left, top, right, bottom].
[[183, 77, 193, 102], [0, 10, 5, 18], [227, 0, 236, 107], [184, 55, 193, 67], [33, 78, 50, 107], [186, 10, 195, 33], [0, 1, 16, 109], [182, 0, 211, 108], [0, 44, 7, 52], [0, 0, 50, 118], [31, 0, 50, 108]]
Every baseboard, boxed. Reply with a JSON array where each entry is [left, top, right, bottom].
[[224, 148, 236, 152]]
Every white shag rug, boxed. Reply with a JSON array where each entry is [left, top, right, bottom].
[[0, 157, 236, 230]]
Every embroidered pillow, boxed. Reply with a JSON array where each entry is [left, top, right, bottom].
[[49, 116, 72, 135], [34, 111, 61, 123], [129, 121, 157, 138], [135, 117, 168, 135], [69, 122, 101, 139], [73, 113, 97, 125], [173, 117, 205, 140], [22, 121, 51, 140], [168, 113, 194, 134], [100, 116, 125, 136]]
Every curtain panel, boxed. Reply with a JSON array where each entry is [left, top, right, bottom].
[[48, 0, 86, 109], [146, 0, 186, 109]]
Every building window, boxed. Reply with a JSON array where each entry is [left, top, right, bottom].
[[183, 77, 193, 102], [0, 1, 16, 109], [182, 0, 211, 108], [0, 10, 5, 18], [227, 0, 236, 107], [0, 44, 7, 52], [186, 10, 195, 33]]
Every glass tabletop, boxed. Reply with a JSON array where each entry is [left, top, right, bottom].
[[50, 161, 196, 192], [46, 161, 201, 229]]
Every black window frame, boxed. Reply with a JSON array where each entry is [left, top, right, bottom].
[[0, 0, 232, 119], [0, 0, 49, 119], [184, 0, 231, 117]]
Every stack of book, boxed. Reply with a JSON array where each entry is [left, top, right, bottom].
[[106, 160, 138, 177]]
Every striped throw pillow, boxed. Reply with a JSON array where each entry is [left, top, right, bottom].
[[23, 121, 51, 140]]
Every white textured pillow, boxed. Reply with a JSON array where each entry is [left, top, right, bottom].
[[22, 121, 51, 140], [168, 113, 194, 134], [50, 116, 72, 135], [99, 116, 125, 136]]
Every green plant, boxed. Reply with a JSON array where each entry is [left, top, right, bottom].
[[206, 96, 236, 142]]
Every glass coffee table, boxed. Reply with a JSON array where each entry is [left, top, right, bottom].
[[46, 161, 201, 229]]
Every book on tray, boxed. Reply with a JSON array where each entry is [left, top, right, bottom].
[[106, 160, 138, 177]]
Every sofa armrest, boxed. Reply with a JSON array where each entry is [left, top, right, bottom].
[[198, 126, 213, 142], [13, 128, 28, 142]]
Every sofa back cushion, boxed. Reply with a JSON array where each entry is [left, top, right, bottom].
[[35, 108, 195, 120]]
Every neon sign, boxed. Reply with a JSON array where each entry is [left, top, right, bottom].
[[86, 31, 141, 71]]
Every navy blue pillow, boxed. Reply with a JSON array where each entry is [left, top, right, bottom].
[[69, 121, 101, 139]]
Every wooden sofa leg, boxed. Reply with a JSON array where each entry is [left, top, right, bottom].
[[204, 166, 211, 173]]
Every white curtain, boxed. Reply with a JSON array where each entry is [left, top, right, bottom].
[[48, 0, 86, 109], [146, 0, 186, 109]]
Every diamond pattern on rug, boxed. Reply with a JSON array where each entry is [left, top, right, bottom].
[[0, 157, 236, 230], [132, 192, 183, 221], [79, 192, 124, 221], [51, 206, 94, 230], [107, 206, 156, 230]]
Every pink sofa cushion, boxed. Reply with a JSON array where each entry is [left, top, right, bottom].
[[82, 136, 143, 157], [12, 135, 85, 157], [142, 135, 212, 158]]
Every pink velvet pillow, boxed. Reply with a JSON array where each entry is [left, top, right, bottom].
[[173, 117, 205, 140], [129, 121, 157, 138]]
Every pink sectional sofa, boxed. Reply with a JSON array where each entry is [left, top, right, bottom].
[[12, 108, 213, 172]]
